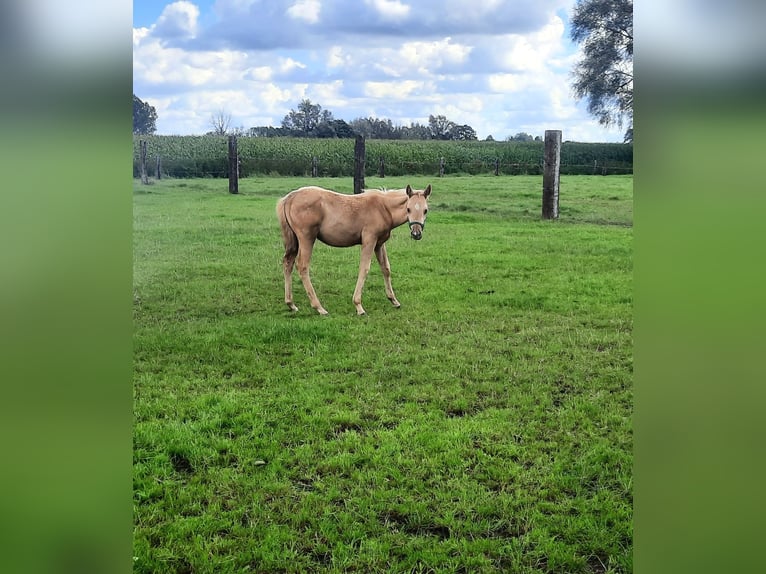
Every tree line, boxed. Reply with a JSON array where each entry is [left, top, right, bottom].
[[134, 95, 541, 142], [251, 99, 484, 141]]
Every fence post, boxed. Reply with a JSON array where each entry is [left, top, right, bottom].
[[542, 130, 562, 219], [379, 156, 385, 178], [228, 135, 239, 194], [353, 135, 365, 194], [139, 140, 148, 184], [156, 155, 162, 180], [312, 156, 318, 177], [494, 158, 500, 176], [439, 157, 445, 177]]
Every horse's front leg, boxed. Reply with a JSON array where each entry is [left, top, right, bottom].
[[353, 241, 376, 315], [375, 243, 400, 308]]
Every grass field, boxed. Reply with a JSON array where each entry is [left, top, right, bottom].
[[133, 175, 632, 573]]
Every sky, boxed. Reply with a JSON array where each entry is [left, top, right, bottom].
[[133, 0, 631, 142]]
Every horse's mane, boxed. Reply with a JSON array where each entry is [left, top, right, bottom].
[[363, 187, 404, 195]]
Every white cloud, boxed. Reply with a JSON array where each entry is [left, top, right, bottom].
[[399, 38, 472, 72], [327, 46, 350, 68], [286, 0, 322, 24], [308, 81, 347, 108], [154, 1, 200, 39], [487, 73, 533, 93], [246, 66, 273, 81], [363, 80, 426, 99], [279, 57, 307, 73], [133, 27, 151, 46], [365, 0, 410, 21]]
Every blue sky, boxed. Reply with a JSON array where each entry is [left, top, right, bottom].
[[133, 0, 631, 141]]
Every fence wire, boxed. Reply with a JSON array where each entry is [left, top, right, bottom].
[[133, 157, 632, 179]]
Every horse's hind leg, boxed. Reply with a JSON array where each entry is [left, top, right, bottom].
[[295, 238, 328, 315], [375, 243, 400, 308], [278, 198, 300, 312], [283, 246, 299, 312]]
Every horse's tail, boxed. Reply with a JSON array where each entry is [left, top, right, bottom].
[[276, 193, 298, 256]]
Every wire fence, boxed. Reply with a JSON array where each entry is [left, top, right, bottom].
[[133, 156, 632, 179]]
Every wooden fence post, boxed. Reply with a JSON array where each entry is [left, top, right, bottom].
[[439, 157, 445, 177], [140, 140, 148, 184], [353, 135, 365, 194], [379, 156, 385, 178], [156, 155, 162, 180], [494, 158, 500, 176], [228, 135, 239, 194], [312, 156, 318, 177], [542, 130, 562, 219]]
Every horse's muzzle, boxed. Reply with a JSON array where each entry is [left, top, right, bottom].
[[409, 221, 424, 240]]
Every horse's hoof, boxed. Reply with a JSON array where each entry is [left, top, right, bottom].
[[287, 303, 298, 312]]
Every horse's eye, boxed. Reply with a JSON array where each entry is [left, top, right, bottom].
[[424, 209, 428, 214]]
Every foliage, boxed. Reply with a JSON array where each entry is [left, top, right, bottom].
[[259, 100, 479, 141], [133, 175, 632, 573], [428, 114, 456, 140], [506, 132, 539, 142], [280, 99, 332, 136], [570, 0, 633, 139], [133, 94, 157, 135], [208, 110, 232, 136], [133, 135, 633, 179]]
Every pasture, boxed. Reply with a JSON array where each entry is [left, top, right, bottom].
[[133, 175, 632, 573]]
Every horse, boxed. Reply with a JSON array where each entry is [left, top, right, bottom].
[[276, 183, 432, 315]]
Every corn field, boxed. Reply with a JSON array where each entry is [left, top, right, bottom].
[[133, 135, 633, 178]]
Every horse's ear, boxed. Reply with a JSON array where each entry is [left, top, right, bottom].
[[406, 184, 413, 197], [424, 184, 431, 198]]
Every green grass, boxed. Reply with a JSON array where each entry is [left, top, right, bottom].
[[134, 175, 632, 573]]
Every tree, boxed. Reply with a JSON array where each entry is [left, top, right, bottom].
[[282, 99, 330, 136], [314, 122, 336, 138], [133, 94, 157, 135], [570, 0, 633, 140], [403, 122, 431, 140], [428, 115, 456, 140], [209, 109, 232, 135], [507, 132, 535, 142], [452, 125, 478, 141], [330, 119, 355, 138]]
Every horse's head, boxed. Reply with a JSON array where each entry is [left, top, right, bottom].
[[405, 184, 431, 240]]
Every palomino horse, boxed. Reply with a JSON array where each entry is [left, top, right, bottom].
[[277, 184, 432, 315]]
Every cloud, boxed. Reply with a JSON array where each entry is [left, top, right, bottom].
[[327, 46, 349, 68], [186, 0, 561, 51], [363, 80, 427, 99], [153, 1, 200, 39], [365, 0, 411, 21], [286, 0, 321, 24], [279, 57, 307, 74], [398, 38, 472, 72]]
